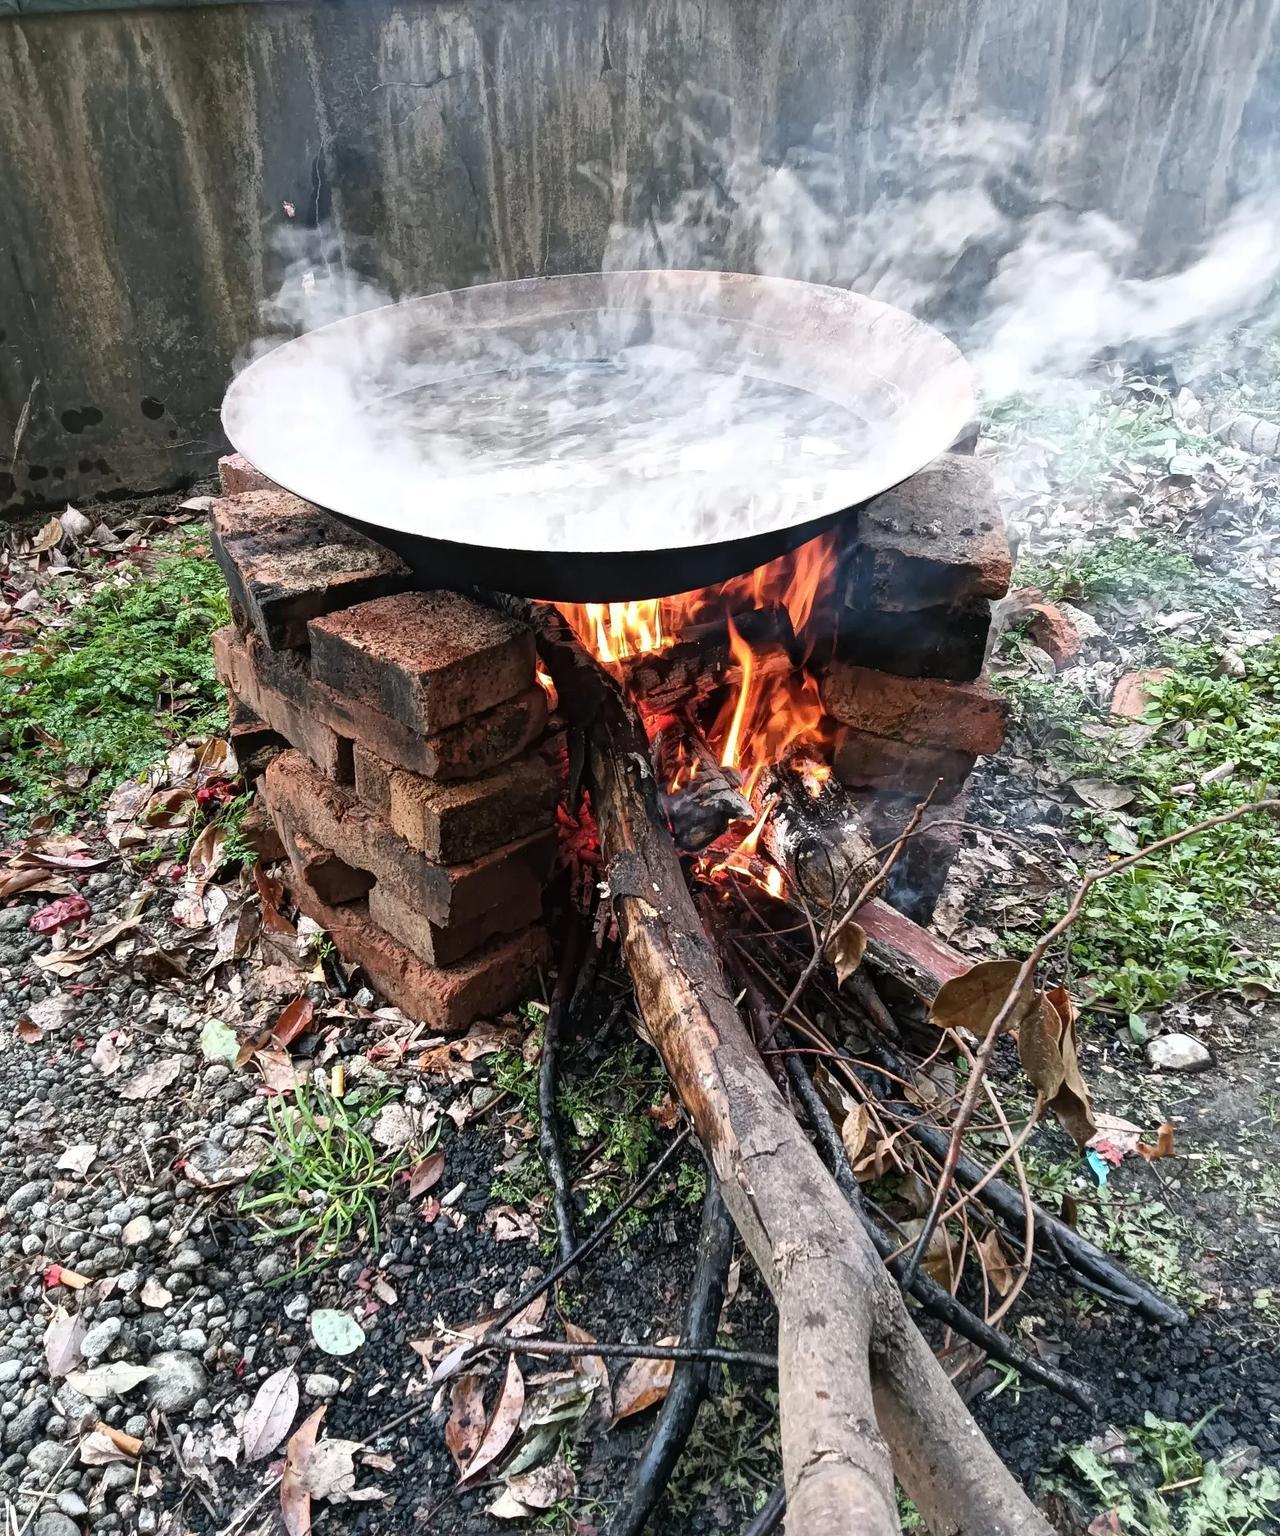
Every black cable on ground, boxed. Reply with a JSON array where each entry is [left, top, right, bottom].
[[603, 1172, 736, 1536], [741, 1483, 786, 1535], [540, 911, 589, 1269]]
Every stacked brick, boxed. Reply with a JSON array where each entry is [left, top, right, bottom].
[[824, 453, 1013, 917], [210, 457, 559, 1032]]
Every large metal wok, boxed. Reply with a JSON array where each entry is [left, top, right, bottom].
[[222, 270, 974, 602]]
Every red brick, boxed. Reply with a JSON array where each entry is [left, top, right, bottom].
[[281, 867, 549, 1033], [842, 455, 1011, 608], [353, 743, 393, 817], [852, 785, 973, 922], [832, 726, 974, 801], [308, 592, 535, 734], [218, 453, 277, 496], [277, 821, 373, 906], [368, 880, 543, 967], [211, 490, 410, 649], [240, 799, 286, 864], [262, 750, 556, 927], [214, 628, 353, 783], [820, 662, 1006, 757], [237, 631, 548, 782], [381, 744, 561, 864]]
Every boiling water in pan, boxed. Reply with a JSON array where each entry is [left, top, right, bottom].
[[354, 354, 874, 553]]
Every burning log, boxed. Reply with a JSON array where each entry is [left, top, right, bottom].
[[500, 594, 1053, 1536], [621, 603, 796, 715], [759, 755, 878, 912], [653, 716, 754, 853]]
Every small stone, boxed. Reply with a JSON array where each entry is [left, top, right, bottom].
[[283, 1294, 310, 1321], [0, 1360, 21, 1384], [55, 1491, 88, 1518], [121, 1216, 153, 1247], [5, 1181, 48, 1217], [303, 1373, 340, 1399], [33, 1514, 80, 1536], [1146, 1033, 1212, 1072], [172, 1247, 203, 1272], [253, 1252, 290, 1285], [5, 1396, 49, 1447], [124, 1414, 148, 1439], [26, 1440, 68, 1482], [176, 1329, 207, 1352], [143, 1352, 207, 1414], [80, 1317, 124, 1362]]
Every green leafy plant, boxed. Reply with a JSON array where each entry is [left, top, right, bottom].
[[665, 1373, 781, 1520], [0, 530, 230, 825], [239, 1084, 416, 1278]]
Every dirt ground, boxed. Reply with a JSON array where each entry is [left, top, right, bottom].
[[2, 354, 1280, 1536]]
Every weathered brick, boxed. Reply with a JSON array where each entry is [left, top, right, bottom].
[[368, 880, 543, 967], [280, 865, 549, 1033], [820, 662, 1006, 756], [308, 592, 535, 734], [835, 597, 992, 682], [842, 455, 1011, 609], [237, 630, 548, 782], [262, 750, 556, 927], [240, 798, 286, 864], [217, 453, 276, 497], [277, 821, 374, 906], [832, 726, 974, 801], [353, 743, 394, 817], [211, 490, 410, 650], [214, 628, 353, 783], [852, 785, 973, 922], [370, 744, 561, 864]]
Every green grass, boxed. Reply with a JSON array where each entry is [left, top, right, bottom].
[[489, 1036, 688, 1241], [1045, 1413, 1280, 1535], [998, 638, 1280, 1014], [665, 1372, 781, 1522], [1017, 536, 1203, 608], [239, 1085, 417, 1279], [0, 529, 230, 827]]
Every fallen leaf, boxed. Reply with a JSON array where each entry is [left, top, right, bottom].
[[16, 1019, 45, 1043], [563, 1320, 611, 1422], [118, 1056, 183, 1101], [825, 920, 867, 987], [43, 1307, 86, 1376], [898, 1221, 955, 1289], [242, 1365, 300, 1463], [487, 1489, 533, 1519], [252, 1048, 305, 1095], [1069, 778, 1137, 812], [841, 1104, 870, 1168], [79, 1430, 136, 1466], [55, 1143, 98, 1177], [1138, 1123, 1176, 1162], [978, 1229, 1016, 1297], [67, 1362, 155, 1401], [297, 1438, 365, 1500], [29, 893, 92, 934], [29, 515, 64, 552], [281, 1405, 325, 1536], [611, 1338, 678, 1424], [506, 1458, 576, 1510], [461, 1355, 525, 1485], [445, 1372, 488, 1473], [184, 1136, 269, 1190], [929, 959, 1032, 1038], [482, 1204, 538, 1243], [199, 1017, 241, 1065], [91, 1033, 122, 1076], [140, 1277, 173, 1309], [310, 1309, 366, 1357], [408, 1149, 446, 1198], [0, 867, 74, 902], [272, 996, 315, 1048]]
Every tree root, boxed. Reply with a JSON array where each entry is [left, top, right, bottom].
[[604, 1178, 736, 1536]]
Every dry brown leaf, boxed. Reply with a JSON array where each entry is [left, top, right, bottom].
[[79, 1430, 136, 1466], [505, 1458, 577, 1510], [118, 1055, 182, 1101], [461, 1355, 525, 1486], [281, 1405, 325, 1536], [646, 1093, 680, 1131], [408, 1149, 445, 1199], [16, 1018, 44, 1043], [824, 920, 867, 988], [977, 1229, 1016, 1297], [611, 1337, 678, 1424], [1044, 988, 1095, 1146], [1137, 1123, 1176, 1162], [563, 1320, 612, 1422], [241, 1365, 300, 1463], [445, 1372, 488, 1474], [1017, 995, 1068, 1101], [840, 1103, 870, 1168], [898, 1221, 954, 1289], [43, 1306, 85, 1377], [929, 959, 1031, 1038]]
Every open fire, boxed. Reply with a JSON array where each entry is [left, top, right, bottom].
[[555, 529, 844, 897]]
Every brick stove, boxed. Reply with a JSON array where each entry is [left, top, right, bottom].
[[208, 444, 1010, 1033]]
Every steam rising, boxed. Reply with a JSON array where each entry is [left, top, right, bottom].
[[227, 99, 1280, 587]]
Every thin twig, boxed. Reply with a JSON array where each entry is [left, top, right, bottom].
[[540, 911, 589, 1268], [484, 1335, 775, 1370], [901, 797, 1280, 1290]]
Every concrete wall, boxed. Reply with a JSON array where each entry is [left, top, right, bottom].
[[2, 0, 1278, 513]]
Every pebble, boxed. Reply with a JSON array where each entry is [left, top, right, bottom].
[[55, 1492, 88, 1518], [25, 1440, 68, 1482], [172, 1247, 203, 1272], [143, 1351, 207, 1413], [5, 1396, 49, 1447], [80, 1317, 124, 1362], [304, 1373, 340, 1399], [1147, 1033, 1212, 1071], [121, 1215, 154, 1247], [5, 1181, 48, 1216], [283, 1294, 310, 1321], [33, 1515, 80, 1536]]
